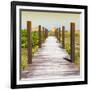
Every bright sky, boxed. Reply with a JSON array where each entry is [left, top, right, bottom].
[[21, 11, 80, 31]]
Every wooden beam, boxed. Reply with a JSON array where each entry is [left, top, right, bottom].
[[42, 27, 45, 42], [38, 25, 41, 48], [27, 21, 32, 64], [62, 26, 65, 48], [59, 28, 61, 42], [55, 29, 58, 39], [70, 23, 75, 63], [45, 28, 47, 39], [46, 29, 48, 38]]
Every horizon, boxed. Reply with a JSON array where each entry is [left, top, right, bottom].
[[21, 10, 80, 31]]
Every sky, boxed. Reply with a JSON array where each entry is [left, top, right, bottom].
[[21, 10, 80, 31]]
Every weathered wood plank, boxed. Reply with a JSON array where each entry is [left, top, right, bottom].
[[21, 36, 79, 80]]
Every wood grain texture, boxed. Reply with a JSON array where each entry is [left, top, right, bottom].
[[38, 25, 42, 48], [70, 23, 75, 63], [62, 26, 65, 49], [27, 21, 32, 64], [21, 36, 79, 80]]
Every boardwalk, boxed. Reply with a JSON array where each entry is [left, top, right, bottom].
[[21, 36, 80, 80]]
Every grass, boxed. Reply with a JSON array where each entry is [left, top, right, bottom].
[[21, 30, 80, 70], [64, 31, 80, 68], [21, 29, 46, 70], [74, 31, 80, 68], [21, 46, 38, 70], [21, 48, 28, 70]]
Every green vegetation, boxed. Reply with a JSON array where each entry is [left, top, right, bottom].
[[21, 48, 28, 70], [48, 30, 80, 68], [21, 29, 39, 70], [64, 31, 80, 68], [21, 46, 39, 70], [21, 29, 80, 70], [74, 31, 80, 67], [21, 29, 46, 70], [21, 30, 28, 48], [21, 30, 39, 48]]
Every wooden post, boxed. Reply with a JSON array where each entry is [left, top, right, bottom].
[[45, 28, 47, 39], [43, 27, 45, 42], [27, 21, 32, 64], [56, 28, 58, 39], [58, 28, 61, 42], [47, 29, 48, 37], [38, 25, 41, 48], [57, 28, 58, 40], [62, 26, 65, 48], [44, 28, 46, 39], [70, 23, 75, 63], [55, 29, 58, 39], [57, 28, 59, 41], [55, 29, 56, 37], [46, 29, 48, 38]]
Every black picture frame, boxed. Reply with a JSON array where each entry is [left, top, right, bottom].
[[11, 1, 88, 89]]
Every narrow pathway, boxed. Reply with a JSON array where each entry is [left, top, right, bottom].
[[21, 36, 80, 80]]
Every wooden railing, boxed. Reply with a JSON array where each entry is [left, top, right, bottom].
[[27, 21, 48, 64], [55, 23, 75, 63], [27, 21, 76, 64]]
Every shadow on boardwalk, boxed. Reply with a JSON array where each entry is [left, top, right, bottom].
[[21, 36, 80, 80]]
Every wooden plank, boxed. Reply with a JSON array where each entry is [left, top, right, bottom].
[[27, 21, 32, 64], [62, 26, 65, 48], [70, 23, 75, 63], [38, 25, 42, 48], [21, 36, 79, 79]]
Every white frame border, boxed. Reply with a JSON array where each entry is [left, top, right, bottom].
[[16, 5, 85, 85]]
